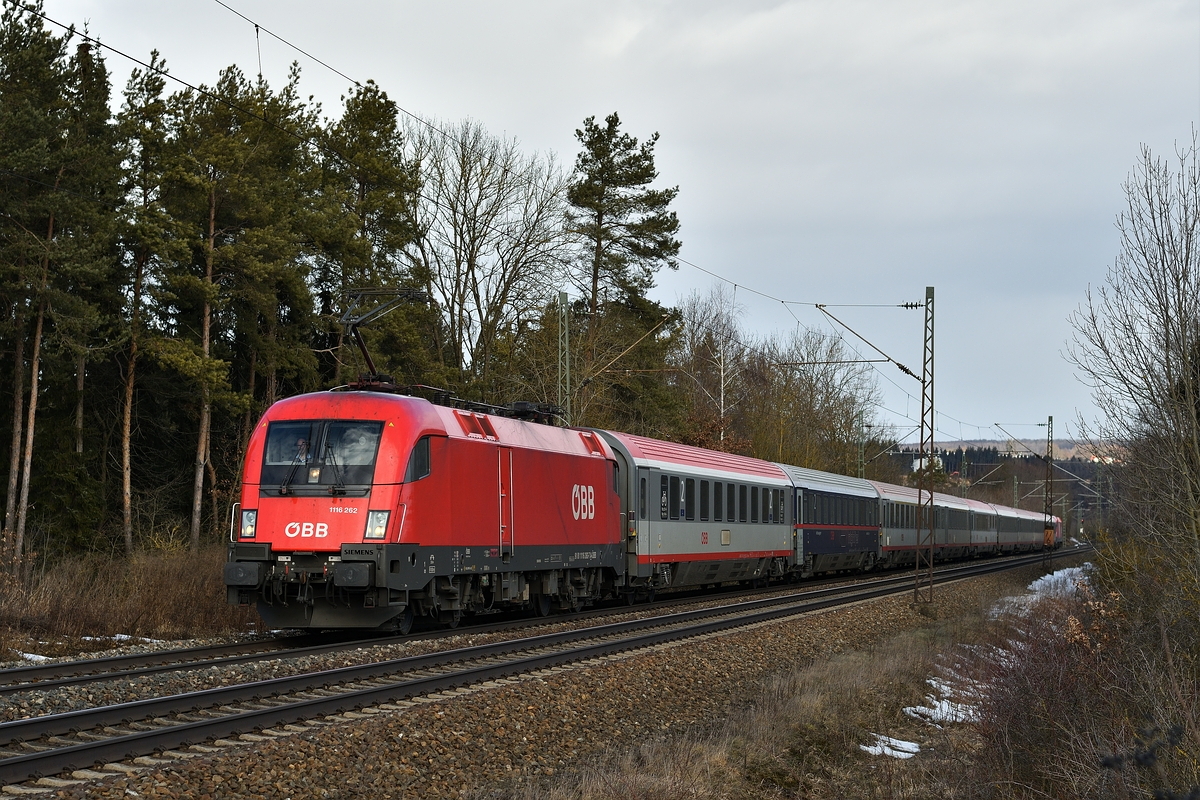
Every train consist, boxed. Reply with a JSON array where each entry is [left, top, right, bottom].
[[225, 388, 1061, 630]]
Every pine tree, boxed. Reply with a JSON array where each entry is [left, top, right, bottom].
[[316, 80, 421, 386], [161, 65, 324, 549], [0, 0, 71, 566], [116, 52, 187, 554], [567, 112, 680, 315]]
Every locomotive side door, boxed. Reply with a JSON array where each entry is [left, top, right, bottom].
[[498, 447, 514, 560]]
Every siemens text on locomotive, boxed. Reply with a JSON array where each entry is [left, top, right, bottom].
[[224, 387, 1061, 631]]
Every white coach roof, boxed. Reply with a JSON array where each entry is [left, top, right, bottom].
[[776, 464, 879, 499]]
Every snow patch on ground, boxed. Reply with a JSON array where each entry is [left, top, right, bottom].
[[904, 677, 979, 726], [991, 563, 1091, 617], [79, 634, 163, 644], [900, 564, 1089, 743], [16, 652, 50, 662], [861, 734, 920, 759]]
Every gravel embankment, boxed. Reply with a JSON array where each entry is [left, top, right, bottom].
[[41, 570, 1035, 800], [0, 583, 857, 721]]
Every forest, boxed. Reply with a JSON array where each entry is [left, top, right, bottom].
[[0, 2, 896, 573]]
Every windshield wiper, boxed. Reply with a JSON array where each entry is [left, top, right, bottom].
[[324, 442, 346, 495], [279, 442, 309, 495]]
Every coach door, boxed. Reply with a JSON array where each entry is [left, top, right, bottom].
[[499, 447, 514, 561], [631, 467, 651, 578]]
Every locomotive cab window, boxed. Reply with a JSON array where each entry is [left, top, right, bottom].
[[403, 436, 431, 482]]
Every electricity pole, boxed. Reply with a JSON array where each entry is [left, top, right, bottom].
[[1043, 415, 1054, 564], [558, 291, 571, 426], [915, 286, 935, 605]]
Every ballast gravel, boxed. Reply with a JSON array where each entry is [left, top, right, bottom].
[[0, 581, 861, 722], [39, 569, 1038, 800]]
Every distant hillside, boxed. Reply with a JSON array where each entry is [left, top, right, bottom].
[[926, 439, 1088, 460]]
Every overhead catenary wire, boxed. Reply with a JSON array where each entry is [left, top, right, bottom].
[[8, 0, 1011, 446], [204, 0, 1042, 445]]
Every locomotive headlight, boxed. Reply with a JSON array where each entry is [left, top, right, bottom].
[[240, 509, 257, 539], [365, 510, 390, 539]]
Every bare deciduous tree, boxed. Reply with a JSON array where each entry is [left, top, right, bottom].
[[1067, 139, 1200, 788], [405, 118, 571, 398], [1069, 140, 1200, 574]]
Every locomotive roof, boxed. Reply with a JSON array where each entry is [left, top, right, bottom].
[[603, 431, 789, 481], [432, 406, 614, 458], [774, 464, 878, 498], [264, 392, 614, 460]]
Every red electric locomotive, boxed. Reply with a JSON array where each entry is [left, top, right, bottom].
[[225, 389, 624, 631]]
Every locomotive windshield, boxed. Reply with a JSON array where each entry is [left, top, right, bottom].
[[260, 419, 383, 489]]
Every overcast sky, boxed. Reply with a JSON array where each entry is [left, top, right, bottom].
[[43, 0, 1200, 445]]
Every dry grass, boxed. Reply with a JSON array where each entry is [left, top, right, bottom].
[[497, 608, 996, 800], [0, 546, 259, 658]]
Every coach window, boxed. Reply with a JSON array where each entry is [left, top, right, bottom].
[[714, 481, 723, 521], [669, 476, 681, 520], [639, 477, 647, 520], [727, 483, 736, 524], [738, 485, 748, 523], [749, 487, 758, 523], [659, 476, 669, 520], [700, 480, 710, 521], [685, 478, 696, 521]]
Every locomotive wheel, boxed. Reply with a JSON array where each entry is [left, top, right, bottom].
[[439, 609, 462, 629], [534, 593, 552, 617], [395, 605, 414, 636], [646, 588, 656, 603], [625, 591, 636, 606]]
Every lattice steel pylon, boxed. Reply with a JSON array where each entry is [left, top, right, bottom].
[[1043, 415, 1054, 564], [914, 286, 935, 604], [558, 291, 571, 426]]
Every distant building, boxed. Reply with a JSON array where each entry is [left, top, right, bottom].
[[911, 455, 944, 473]]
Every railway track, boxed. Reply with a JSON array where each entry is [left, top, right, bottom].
[[0, 549, 1068, 698], [0, 548, 1085, 787]]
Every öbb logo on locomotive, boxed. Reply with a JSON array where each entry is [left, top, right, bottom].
[[284, 522, 329, 538], [571, 484, 595, 520]]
